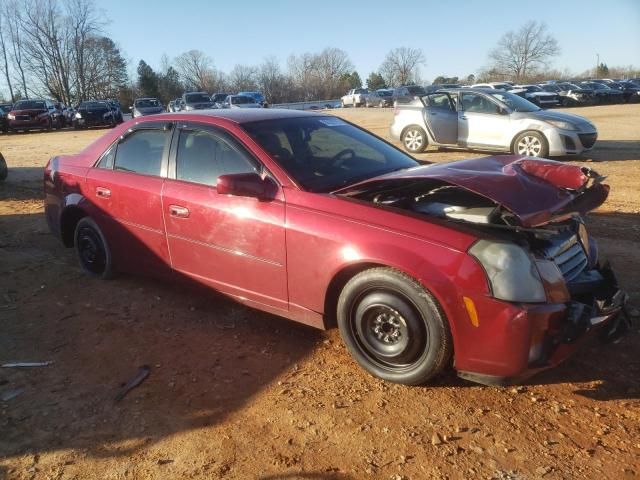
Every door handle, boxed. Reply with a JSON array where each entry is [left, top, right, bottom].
[[169, 205, 190, 218], [95, 187, 111, 198]]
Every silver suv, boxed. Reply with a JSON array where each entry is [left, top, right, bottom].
[[390, 88, 597, 157]]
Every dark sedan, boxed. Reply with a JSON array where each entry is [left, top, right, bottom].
[[0, 103, 12, 132], [73, 101, 119, 129], [44, 109, 628, 386]]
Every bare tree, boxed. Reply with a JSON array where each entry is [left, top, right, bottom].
[[488, 21, 560, 81], [175, 50, 219, 91], [257, 56, 292, 104], [228, 64, 257, 92], [66, 0, 103, 101], [0, 10, 14, 101], [380, 47, 425, 87], [288, 47, 354, 100], [2, 1, 28, 98]]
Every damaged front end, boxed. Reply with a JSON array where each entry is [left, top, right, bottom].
[[338, 156, 630, 385]]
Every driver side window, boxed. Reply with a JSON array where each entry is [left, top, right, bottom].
[[461, 93, 500, 114]]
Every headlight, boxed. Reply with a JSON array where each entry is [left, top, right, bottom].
[[185, 105, 194, 111], [75, 112, 82, 119], [7, 113, 15, 120], [546, 119, 578, 131], [469, 240, 546, 303]]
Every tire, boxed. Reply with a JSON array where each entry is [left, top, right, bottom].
[[0, 153, 8, 181], [401, 126, 428, 153], [337, 268, 453, 385], [46, 118, 52, 131], [513, 130, 549, 158], [74, 217, 115, 279]]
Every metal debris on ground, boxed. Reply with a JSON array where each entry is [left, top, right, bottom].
[[114, 365, 151, 403], [1, 388, 24, 401], [1, 361, 53, 368]]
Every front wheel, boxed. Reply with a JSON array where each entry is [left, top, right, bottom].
[[402, 126, 428, 153], [337, 268, 453, 385], [74, 217, 115, 279], [513, 130, 549, 158]]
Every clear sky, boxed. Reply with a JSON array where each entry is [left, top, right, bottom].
[[97, 0, 640, 81]]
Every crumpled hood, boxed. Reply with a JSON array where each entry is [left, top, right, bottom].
[[337, 155, 609, 228], [526, 110, 596, 131]]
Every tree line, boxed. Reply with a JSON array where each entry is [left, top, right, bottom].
[[1, 3, 638, 107]]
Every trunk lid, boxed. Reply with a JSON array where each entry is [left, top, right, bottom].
[[336, 155, 609, 227]]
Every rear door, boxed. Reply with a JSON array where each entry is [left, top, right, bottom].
[[161, 122, 288, 310], [458, 91, 510, 149], [84, 123, 173, 276], [423, 92, 458, 145]]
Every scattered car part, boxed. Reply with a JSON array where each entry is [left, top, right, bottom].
[[114, 365, 151, 402]]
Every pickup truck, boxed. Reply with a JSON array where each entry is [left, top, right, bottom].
[[341, 88, 369, 107]]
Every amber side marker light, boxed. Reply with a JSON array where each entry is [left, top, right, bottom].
[[463, 296, 480, 327]]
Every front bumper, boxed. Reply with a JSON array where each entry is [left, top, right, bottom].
[[457, 264, 629, 386], [9, 117, 49, 129], [547, 128, 598, 156]]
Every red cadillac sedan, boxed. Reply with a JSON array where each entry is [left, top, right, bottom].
[[44, 109, 629, 386]]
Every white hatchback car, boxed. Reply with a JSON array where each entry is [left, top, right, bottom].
[[390, 88, 597, 157]]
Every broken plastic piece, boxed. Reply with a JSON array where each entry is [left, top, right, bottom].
[[114, 365, 151, 403]]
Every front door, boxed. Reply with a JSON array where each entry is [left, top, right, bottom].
[[84, 124, 172, 276], [162, 123, 288, 310], [458, 92, 510, 149], [423, 92, 458, 145]]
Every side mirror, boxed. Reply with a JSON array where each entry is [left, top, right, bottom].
[[216, 173, 277, 200]]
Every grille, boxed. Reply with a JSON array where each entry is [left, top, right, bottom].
[[578, 133, 597, 148], [16, 115, 30, 121], [542, 233, 588, 283]]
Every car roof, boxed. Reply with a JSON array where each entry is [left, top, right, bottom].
[[147, 108, 322, 124]]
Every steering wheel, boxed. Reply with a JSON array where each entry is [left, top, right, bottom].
[[329, 148, 357, 168]]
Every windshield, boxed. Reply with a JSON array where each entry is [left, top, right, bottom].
[[231, 96, 255, 104], [79, 101, 108, 109], [212, 94, 228, 102], [377, 90, 392, 96], [185, 93, 211, 103], [14, 100, 46, 110], [489, 91, 540, 112], [135, 98, 160, 108], [242, 116, 418, 192]]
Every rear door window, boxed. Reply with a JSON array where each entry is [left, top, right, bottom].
[[113, 129, 167, 176]]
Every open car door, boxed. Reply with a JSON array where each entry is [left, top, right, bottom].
[[422, 92, 458, 145]]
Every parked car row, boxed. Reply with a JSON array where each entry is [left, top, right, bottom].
[[341, 86, 429, 108], [0, 98, 124, 133], [166, 91, 267, 113], [470, 78, 640, 107]]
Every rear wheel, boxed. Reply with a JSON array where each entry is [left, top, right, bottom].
[[513, 131, 549, 158], [74, 217, 114, 279], [337, 268, 452, 385], [402, 126, 428, 153]]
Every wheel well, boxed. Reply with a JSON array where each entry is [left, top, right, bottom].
[[323, 262, 384, 329], [510, 129, 548, 154], [60, 206, 87, 247]]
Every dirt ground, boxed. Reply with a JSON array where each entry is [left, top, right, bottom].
[[0, 104, 639, 480]]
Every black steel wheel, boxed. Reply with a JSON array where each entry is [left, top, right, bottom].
[[337, 268, 452, 385], [74, 217, 114, 279]]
